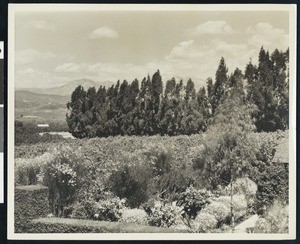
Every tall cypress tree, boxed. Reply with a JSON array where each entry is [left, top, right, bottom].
[[67, 85, 89, 138], [212, 57, 228, 114]]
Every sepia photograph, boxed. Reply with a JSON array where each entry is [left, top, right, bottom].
[[8, 4, 296, 240]]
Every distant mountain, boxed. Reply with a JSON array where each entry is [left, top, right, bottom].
[[16, 78, 113, 97], [43, 78, 98, 96]]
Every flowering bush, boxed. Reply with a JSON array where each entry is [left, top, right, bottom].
[[93, 197, 126, 222], [223, 177, 257, 196], [212, 194, 247, 220], [42, 145, 88, 216], [146, 200, 184, 228], [222, 177, 258, 214], [266, 201, 289, 233], [253, 201, 288, 233], [120, 208, 148, 225], [192, 212, 217, 233], [202, 202, 230, 223]]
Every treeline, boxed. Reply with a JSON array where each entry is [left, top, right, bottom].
[[66, 47, 289, 138]]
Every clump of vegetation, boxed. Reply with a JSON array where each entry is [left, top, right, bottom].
[[253, 201, 288, 233], [120, 208, 148, 225]]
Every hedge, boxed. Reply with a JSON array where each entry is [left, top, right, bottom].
[[15, 185, 50, 233], [22, 217, 188, 233]]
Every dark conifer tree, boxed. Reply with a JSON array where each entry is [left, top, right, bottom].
[[212, 57, 228, 114], [67, 85, 89, 138]]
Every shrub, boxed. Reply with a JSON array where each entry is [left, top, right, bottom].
[[192, 212, 217, 233], [192, 125, 257, 190], [146, 200, 184, 228], [212, 194, 247, 221], [202, 202, 230, 223], [255, 162, 288, 207], [253, 217, 269, 233], [110, 164, 151, 208], [253, 201, 289, 234], [265, 201, 288, 233], [249, 135, 289, 206], [224, 177, 258, 196], [93, 197, 126, 222], [42, 145, 88, 217], [222, 177, 258, 214], [155, 162, 195, 200], [142, 142, 172, 177], [120, 208, 148, 225], [110, 143, 174, 207], [64, 202, 90, 220], [176, 186, 213, 219]]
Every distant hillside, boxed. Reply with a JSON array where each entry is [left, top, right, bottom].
[[16, 90, 69, 108], [15, 90, 69, 121]]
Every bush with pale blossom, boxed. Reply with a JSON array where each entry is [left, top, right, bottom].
[[202, 201, 230, 223], [93, 197, 126, 222], [253, 201, 288, 233], [192, 212, 217, 233], [120, 208, 148, 225], [212, 194, 247, 220], [147, 200, 184, 228]]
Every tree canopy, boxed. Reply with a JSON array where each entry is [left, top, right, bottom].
[[66, 47, 289, 138]]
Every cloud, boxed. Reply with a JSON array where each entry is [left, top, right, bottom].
[[89, 26, 119, 39], [167, 40, 198, 59], [28, 20, 55, 31], [192, 21, 235, 35], [16, 49, 56, 65], [246, 23, 288, 51]]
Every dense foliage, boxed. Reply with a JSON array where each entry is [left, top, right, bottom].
[[66, 47, 288, 138]]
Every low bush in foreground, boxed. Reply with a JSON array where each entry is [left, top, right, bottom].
[[253, 201, 288, 233]]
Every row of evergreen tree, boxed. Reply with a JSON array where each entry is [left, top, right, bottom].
[[66, 47, 289, 138]]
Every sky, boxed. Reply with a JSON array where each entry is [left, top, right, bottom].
[[14, 8, 290, 89]]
